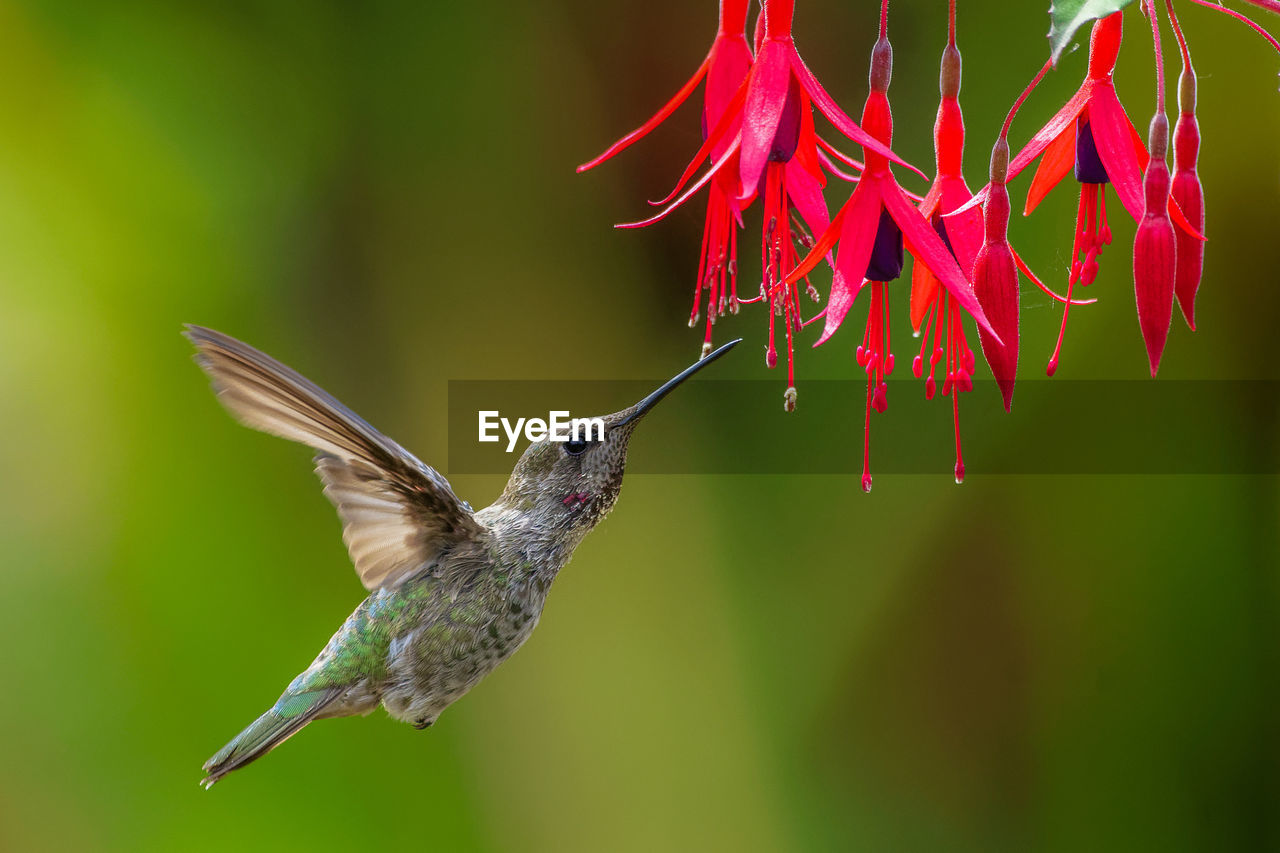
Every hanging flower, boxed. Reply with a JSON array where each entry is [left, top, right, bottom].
[[910, 11, 1087, 481], [578, 1, 754, 356], [1001, 12, 1202, 375], [1175, 0, 1280, 324], [1132, 0, 1177, 376], [621, 0, 922, 411], [787, 5, 996, 491]]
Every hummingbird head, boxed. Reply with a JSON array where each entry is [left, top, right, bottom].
[[494, 340, 740, 537]]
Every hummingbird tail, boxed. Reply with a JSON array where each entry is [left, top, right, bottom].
[[200, 687, 340, 788]]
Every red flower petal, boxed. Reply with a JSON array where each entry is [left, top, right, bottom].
[[616, 137, 740, 228], [882, 183, 997, 340], [577, 55, 711, 173], [1012, 248, 1096, 306], [705, 38, 753, 163], [788, 50, 926, 180], [784, 159, 831, 257], [815, 181, 882, 344], [1024, 121, 1075, 215], [1007, 83, 1092, 181], [909, 250, 941, 332], [649, 76, 748, 207], [738, 40, 794, 198], [1088, 84, 1145, 222], [816, 270, 865, 346]]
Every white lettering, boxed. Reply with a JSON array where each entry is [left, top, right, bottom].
[[571, 417, 605, 441], [478, 411, 500, 443], [502, 417, 525, 453], [548, 411, 571, 441]]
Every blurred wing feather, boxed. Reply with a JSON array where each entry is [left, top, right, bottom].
[[184, 325, 482, 590]]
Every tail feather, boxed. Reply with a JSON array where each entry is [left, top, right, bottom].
[[201, 688, 340, 788]]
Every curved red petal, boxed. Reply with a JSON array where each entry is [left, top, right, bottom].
[[787, 181, 869, 286], [785, 159, 831, 255], [738, 40, 793, 198], [1089, 85, 1145, 222], [909, 252, 941, 331], [616, 138, 738, 229], [577, 55, 711, 173], [1024, 121, 1076, 215], [815, 271, 865, 345], [790, 50, 926, 180], [1011, 248, 1096, 305], [648, 78, 749, 207], [705, 39, 753, 160], [882, 183, 997, 340], [1007, 82, 1092, 181]]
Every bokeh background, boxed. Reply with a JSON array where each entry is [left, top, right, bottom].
[[1, 0, 1276, 850]]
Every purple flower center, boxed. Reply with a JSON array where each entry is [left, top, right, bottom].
[[1074, 117, 1110, 185], [865, 208, 904, 281], [768, 77, 804, 163], [931, 215, 957, 261]]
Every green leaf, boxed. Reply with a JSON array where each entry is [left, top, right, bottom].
[[1048, 0, 1137, 65]]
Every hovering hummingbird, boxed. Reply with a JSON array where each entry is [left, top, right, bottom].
[[185, 326, 739, 787]]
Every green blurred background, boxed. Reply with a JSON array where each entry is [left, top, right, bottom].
[[0, 0, 1276, 850]]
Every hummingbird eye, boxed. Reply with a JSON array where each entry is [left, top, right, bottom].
[[563, 437, 590, 456]]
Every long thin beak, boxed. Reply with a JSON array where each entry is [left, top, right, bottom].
[[616, 338, 741, 427]]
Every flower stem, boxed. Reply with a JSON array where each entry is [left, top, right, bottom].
[[1000, 59, 1053, 140], [1188, 0, 1280, 54], [1146, 0, 1167, 113], [880, 0, 890, 39], [948, 0, 957, 47], [1165, 0, 1193, 66]]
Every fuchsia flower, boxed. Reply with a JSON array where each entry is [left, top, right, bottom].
[[1176, 0, 1280, 325], [1002, 12, 1202, 375], [1132, 0, 1178, 376], [908, 12, 1089, 481], [578, 0, 754, 356], [1168, 9, 1203, 331], [620, 0, 921, 411], [787, 5, 996, 491]]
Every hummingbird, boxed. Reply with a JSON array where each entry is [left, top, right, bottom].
[[185, 326, 739, 787]]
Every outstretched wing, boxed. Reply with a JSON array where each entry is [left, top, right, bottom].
[[184, 325, 483, 590]]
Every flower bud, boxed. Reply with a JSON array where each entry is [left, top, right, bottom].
[[1134, 114, 1177, 377], [1171, 69, 1203, 330], [973, 179, 1019, 411]]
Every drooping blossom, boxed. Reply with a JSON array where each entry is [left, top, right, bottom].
[[1166, 0, 1203, 330], [622, 0, 923, 411], [910, 7, 1089, 481], [578, 1, 753, 356], [1001, 12, 1201, 375], [1178, 0, 1280, 323], [787, 4, 996, 492], [1132, 0, 1177, 375]]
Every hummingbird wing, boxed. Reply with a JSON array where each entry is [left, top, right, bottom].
[[185, 325, 484, 590]]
